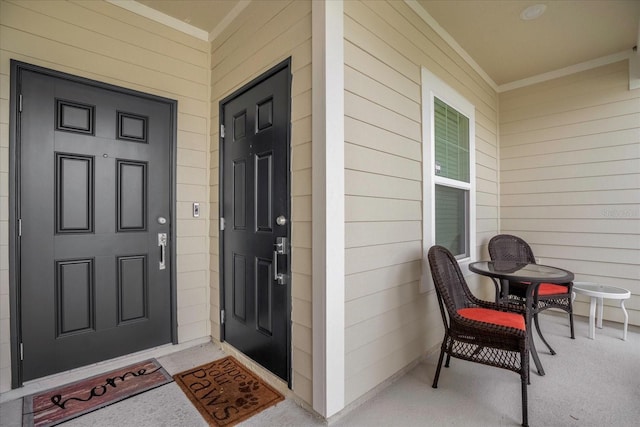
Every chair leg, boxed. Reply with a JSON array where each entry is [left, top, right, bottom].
[[444, 338, 454, 367], [533, 312, 556, 355], [521, 370, 528, 426], [521, 351, 529, 427], [569, 310, 575, 339], [432, 345, 446, 388]]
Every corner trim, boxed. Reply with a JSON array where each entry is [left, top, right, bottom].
[[209, 0, 252, 42], [105, 0, 209, 41], [404, 0, 635, 93], [404, 0, 498, 92], [312, 0, 345, 418], [498, 50, 634, 92]]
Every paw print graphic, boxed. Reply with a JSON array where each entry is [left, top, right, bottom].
[[235, 394, 259, 409], [238, 380, 260, 393]]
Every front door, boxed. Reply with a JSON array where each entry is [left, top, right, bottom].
[[220, 60, 291, 382], [14, 62, 175, 382]]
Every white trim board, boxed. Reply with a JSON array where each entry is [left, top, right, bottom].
[[209, 0, 251, 42], [311, 0, 346, 418], [404, 0, 498, 92], [106, 0, 250, 43], [498, 50, 635, 92]]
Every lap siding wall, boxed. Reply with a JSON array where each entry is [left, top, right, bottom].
[[343, 0, 500, 405], [499, 60, 640, 327]]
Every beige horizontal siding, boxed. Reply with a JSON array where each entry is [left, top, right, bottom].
[[0, 0, 210, 392], [209, 0, 312, 405], [343, 0, 499, 405], [499, 60, 640, 326], [345, 116, 421, 160]]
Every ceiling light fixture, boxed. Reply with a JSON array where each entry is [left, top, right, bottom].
[[520, 4, 547, 21]]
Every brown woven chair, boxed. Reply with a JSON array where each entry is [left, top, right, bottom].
[[488, 234, 575, 356], [428, 245, 530, 426]]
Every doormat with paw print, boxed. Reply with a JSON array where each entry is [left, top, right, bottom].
[[173, 356, 284, 426]]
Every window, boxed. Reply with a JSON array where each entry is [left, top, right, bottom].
[[421, 68, 476, 291]]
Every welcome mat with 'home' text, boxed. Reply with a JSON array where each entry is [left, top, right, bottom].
[[173, 356, 284, 426], [22, 359, 172, 427]]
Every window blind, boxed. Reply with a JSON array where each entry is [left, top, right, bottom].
[[434, 97, 469, 183]]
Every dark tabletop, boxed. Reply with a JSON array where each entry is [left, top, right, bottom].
[[469, 261, 574, 283]]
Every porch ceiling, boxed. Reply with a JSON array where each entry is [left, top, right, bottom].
[[136, 0, 640, 87], [418, 0, 640, 85]]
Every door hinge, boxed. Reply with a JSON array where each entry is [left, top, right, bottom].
[[18, 94, 23, 112], [20, 343, 24, 360], [220, 217, 225, 231], [220, 124, 225, 138], [220, 310, 225, 324], [18, 218, 22, 237]]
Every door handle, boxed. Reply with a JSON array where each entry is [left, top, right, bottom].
[[273, 249, 281, 282], [273, 237, 288, 285], [158, 233, 167, 270]]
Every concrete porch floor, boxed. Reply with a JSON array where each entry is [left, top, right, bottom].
[[1, 313, 639, 426]]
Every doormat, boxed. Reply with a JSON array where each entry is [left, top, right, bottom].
[[22, 359, 172, 427], [173, 356, 284, 426]]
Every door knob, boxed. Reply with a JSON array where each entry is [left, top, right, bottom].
[[276, 215, 287, 226], [157, 216, 167, 225]]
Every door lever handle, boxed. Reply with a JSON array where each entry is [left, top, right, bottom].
[[273, 249, 280, 282], [273, 237, 288, 285], [158, 233, 167, 270]]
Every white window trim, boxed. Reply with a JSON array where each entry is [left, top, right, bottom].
[[421, 67, 476, 292]]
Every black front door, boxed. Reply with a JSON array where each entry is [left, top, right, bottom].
[[220, 60, 291, 382], [14, 62, 175, 382]]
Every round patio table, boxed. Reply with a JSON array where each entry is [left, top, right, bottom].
[[469, 261, 574, 378], [572, 282, 630, 341]]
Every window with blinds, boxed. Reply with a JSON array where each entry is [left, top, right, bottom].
[[434, 97, 470, 258], [421, 67, 476, 291], [434, 98, 469, 183]]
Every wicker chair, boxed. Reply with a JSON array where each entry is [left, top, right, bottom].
[[428, 245, 530, 426], [488, 234, 574, 355]]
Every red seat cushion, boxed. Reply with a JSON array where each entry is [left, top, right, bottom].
[[517, 282, 569, 296], [538, 283, 569, 296], [458, 308, 525, 331]]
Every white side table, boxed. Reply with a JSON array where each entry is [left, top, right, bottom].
[[572, 282, 631, 340]]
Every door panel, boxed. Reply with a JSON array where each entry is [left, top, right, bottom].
[[56, 153, 94, 233], [117, 160, 147, 231], [221, 61, 291, 382], [56, 259, 94, 335], [17, 66, 175, 381]]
